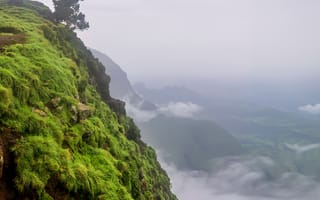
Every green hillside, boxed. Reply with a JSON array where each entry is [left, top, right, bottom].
[[0, 3, 176, 200], [139, 116, 244, 171]]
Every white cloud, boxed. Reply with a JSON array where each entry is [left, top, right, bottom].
[[159, 156, 320, 200], [125, 102, 157, 122], [158, 102, 202, 118], [299, 104, 320, 114], [125, 101, 202, 122]]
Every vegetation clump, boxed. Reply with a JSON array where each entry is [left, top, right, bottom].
[[53, 0, 89, 30], [0, 4, 177, 200]]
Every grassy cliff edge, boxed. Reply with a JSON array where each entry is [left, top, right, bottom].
[[0, 4, 177, 200]]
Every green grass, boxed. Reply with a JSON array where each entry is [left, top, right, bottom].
[[0, 5, 176, 200]]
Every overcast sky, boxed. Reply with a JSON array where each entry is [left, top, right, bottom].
[[40, 0, 320, 86]]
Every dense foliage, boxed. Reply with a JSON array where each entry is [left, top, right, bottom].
[[53, 0, 89, 30], [0, 5, 176, 200]]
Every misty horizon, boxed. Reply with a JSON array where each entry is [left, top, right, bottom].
[[40, 0, 320, 86]]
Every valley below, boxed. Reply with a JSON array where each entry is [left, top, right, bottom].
[[94, 48, 320, 200]]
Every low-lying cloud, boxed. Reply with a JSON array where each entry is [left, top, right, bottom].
[[285, 143, 320, 154], [158, 102, 202, 118], [125, 101, 202, 122], [299, 104, 320, 114], [159, 156, 320, 200], [125, 102, 158, 122]]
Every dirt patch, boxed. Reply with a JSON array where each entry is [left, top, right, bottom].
[[0, 33, 26, 49], [0, 26, 26, 50]]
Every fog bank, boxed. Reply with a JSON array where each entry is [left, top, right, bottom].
[[125, 101, 202, 122], [159, 156, 320, 200]]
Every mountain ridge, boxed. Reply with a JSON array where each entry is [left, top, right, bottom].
[[91, 49, 157, 111]]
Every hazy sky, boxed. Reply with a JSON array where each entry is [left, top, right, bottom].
[[40, 0, 320, 85]]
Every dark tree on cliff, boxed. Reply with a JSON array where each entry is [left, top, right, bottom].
[[52, 0, 89, 31]]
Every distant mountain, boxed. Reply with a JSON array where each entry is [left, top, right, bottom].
[[138, 115, 244, 171], [91, 49, 156, 111], [91, 50, 245, 171], [133, 82, 320, 142]]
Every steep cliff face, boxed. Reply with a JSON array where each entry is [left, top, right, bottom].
[[0, 4, 176, 200], [90, 49, 136, 102]]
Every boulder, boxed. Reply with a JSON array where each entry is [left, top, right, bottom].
[[78, 103, 91, 121]]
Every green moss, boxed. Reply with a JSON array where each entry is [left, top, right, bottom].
[[0, 84, 12, 115], [0, 5, 176, 200]]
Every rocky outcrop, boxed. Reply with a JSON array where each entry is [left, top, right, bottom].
[[77, 103, 92, 121]]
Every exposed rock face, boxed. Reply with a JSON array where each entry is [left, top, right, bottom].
[[107, 99, 126, 116]]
